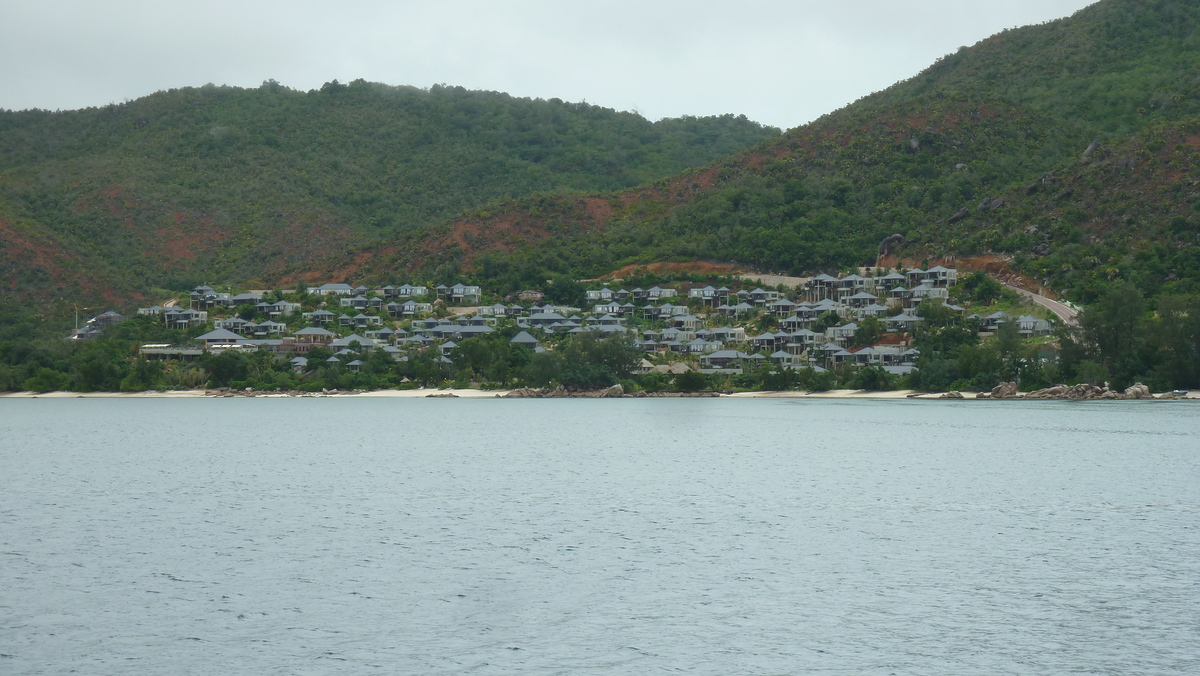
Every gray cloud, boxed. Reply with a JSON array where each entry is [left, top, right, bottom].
[[0, 0, 1097, 129]]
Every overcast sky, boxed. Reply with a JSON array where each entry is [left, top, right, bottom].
[[1, 0, 1096, 130]]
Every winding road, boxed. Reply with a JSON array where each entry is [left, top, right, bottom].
[[1005, 284, 1079, 326]]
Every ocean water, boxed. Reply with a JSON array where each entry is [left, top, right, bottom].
[[1, 397, 1198, 675]]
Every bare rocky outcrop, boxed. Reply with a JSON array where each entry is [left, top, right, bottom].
[[999, 381, 1159, 400], [1081, 140, 1100, 162], [940, 391, 964, 399], [978, 197, 1005, 211], [948, 207, 970, 224], [877, 233, 905, 258], [991, 382, 1020, 399], [205, 387, 364, 398], [503, 385, 721, 398], [1025, 383, 1104, 399], [503, 386, 550, 398], [1123, 383, 1152, 399], [503, 384, 625, 398]]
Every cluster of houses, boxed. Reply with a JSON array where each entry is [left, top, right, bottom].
[[106, 264, 1057, 377]]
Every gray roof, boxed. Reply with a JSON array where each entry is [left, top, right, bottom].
[[510, 331, 538, 345], [330, 333, 377, 347], [196, 328, 245, 341]]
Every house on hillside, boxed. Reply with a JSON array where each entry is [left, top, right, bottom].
[[926, 265, 958, 287], [434, 283, 482, 304], [257, 299, 300, 316], [586, 287, 616, 302], [311, 283, 357, 296], [195, 328, 248, 349], [907, 283, 949, 306], [646, 286, 677, 301], [886, 312, 923, 334], [304, 309, 337, 325], [340, 295, 371, 310], [214, 317, 249, 332], [164, 307, 208, 329], [1017, 315, 1053, 337], [826, 323, 859, 347], [689, 285, 719, 304], [767, 298, 798, 317], [294, 327, 336, 346]]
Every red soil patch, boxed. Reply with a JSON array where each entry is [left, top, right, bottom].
[[0, 217, 65, 278], [582, 197, 613, 223], [152, 227, 211, 263], [444, 216, 552, 269], [0, 216, 122, 304], [321, 251, 376, 285], [1184, 135, 1200, 150], [905, 114, 930, 129], [72, 186, 236, 264]]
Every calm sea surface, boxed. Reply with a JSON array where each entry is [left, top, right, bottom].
[[1, 398, 1198, 675]]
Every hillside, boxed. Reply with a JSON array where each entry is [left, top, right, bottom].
[[316, 0, 1200, 304], [0, 81, 779, 304]]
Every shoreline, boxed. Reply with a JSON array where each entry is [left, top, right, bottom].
[[1, 388, 1194, 400]]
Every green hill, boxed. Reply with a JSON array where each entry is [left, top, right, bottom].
[[0, 80, 779, 303], [327, 0, 1200, 304]]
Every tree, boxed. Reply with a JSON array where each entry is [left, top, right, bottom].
[[1080, 281, 1146, 387], [559, 331, 639, 387], [810, 311, 841, 334], [675, 370, 709, 392], [23, 367, 69, 393], [1075, 360, 1110, 386], [1148, 294, 1200, 389], [523, 351, 562, 387], [853, 317, 884, 347], [845, 365, 896, 391], [993, 318, 1025, 382], [119, 358, 164, 392], [201, 350, 248, 388], [961, 270, 1002, 304]]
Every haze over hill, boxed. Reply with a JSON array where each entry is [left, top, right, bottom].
[[307, 0, 1200, 305]]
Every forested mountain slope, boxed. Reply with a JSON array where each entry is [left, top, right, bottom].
[[321, 0, 1200, 304], [0, 81, 778, 302]]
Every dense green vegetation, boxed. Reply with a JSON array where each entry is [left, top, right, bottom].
[[353, 0, 1200, 309], [4, 0, 1200, 391], [0, 80, 778, 301]]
